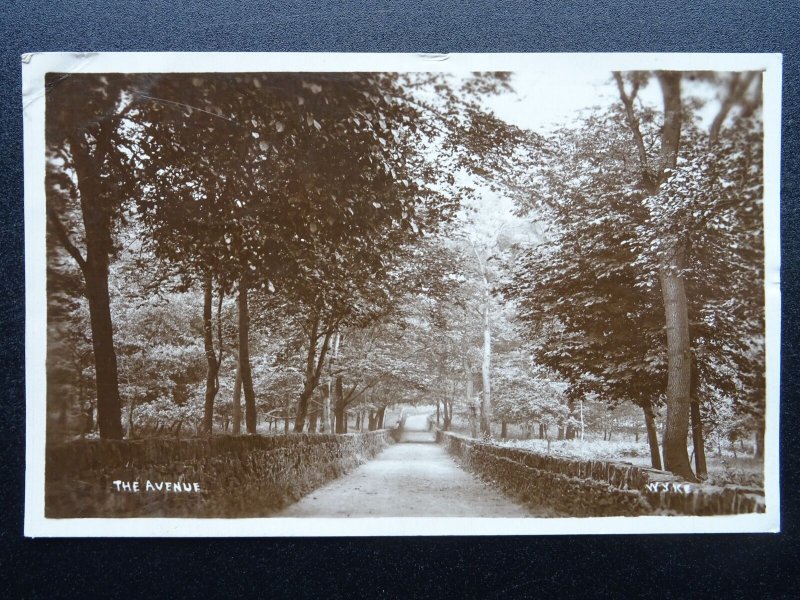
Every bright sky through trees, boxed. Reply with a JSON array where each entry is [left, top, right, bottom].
[[484, 70, 720, 133]]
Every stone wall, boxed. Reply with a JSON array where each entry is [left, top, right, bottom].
[[438, 431, 765, 517], [46, 431, 392, 518]]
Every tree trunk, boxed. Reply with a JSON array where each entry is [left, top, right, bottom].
[[655, 73, 696, 481], [322, 385, 332, 434], [202, 273, 220, 434], [321, 330, 339, 434], [232, 359, 242, 434], [436, 399, 441, 426], [238, 276, 256, 434], [62, 136, 124, 440], [83, 262, 124, 439], [360, 390, 369, 431], [377, 405, 386, 429], [618, 71, 694, 480], [465, 359, 477, 436], [442, 401, 451, 431], [690, 397, 708, 479], [309, 410, 318, 433], [470, 243, 493, 437], [480, 301, 492, 436], [565, 398, 576, 440], [294, 386, 314, 433], [334, 376, 347, 433], [76, 382, 87, 436], [127, 396, 135, 439], [659, 255, 696, 480], [755, 425, 765, 459], [686, 342, 708, 478], [368, 410, 377, 431], [501, 420, 508, 440], [293, 316, 332, 432], [643, 401, 663, 470], [469, 405, 478, 439]]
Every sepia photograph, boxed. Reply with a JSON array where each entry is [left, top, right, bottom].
[[23, 53, 781, 536]]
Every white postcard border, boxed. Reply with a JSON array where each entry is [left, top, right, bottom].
[[23, 52, 782, 537]]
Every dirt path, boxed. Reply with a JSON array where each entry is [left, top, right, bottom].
[[278, 423, 538, 517]]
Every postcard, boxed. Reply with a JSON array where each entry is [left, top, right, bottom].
[[23, 52, 781, 536]]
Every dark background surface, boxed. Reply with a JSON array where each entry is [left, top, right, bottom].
[[1, 1, 798, 597]]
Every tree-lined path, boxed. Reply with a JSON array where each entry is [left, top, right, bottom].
[[278, 415, 536, 517], [45, 68, 767, 515]]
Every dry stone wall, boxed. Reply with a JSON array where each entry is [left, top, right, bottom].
[[46, 431, 392, 518], [438, 431, 765, 517]]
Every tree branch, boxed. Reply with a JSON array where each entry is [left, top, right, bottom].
[[313, 330, 333, 385], [738, 73, 763, 119], [216, 287, 225, 368], [47, 205, 87, 272], [613, 72, 654, 190], [709, 72, 758, 146], [343, 383, 361, 405], [304, 314, 321, 380], [343, 374, 390, 407]]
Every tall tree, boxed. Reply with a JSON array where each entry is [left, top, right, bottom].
[[45, 73, 141, 439], [129, 72, 440, 433], [505, 71, 764, 473], [614, 71, 692, 477], [615, 70, 763, 479]]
